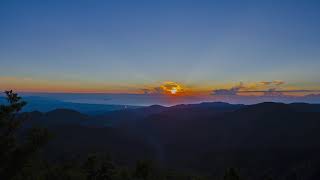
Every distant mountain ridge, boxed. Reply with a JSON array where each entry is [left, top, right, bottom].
[[0, 96, 140, 115], [14, 101, 320, 178], [18, 101, 320, 127]]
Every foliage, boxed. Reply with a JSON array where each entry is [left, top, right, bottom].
[[0, 90, 50, 179], [223, 168, 241, 180], [134, 160, 154, 179]]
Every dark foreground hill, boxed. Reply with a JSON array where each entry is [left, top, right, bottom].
[[20, 102, 320, 179]]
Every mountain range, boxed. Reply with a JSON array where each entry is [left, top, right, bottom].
[[0, 96, 140, 115], [16, 101, 320, 179]]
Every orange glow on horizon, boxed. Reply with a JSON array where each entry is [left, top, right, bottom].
[[1, 77, 320, 97]]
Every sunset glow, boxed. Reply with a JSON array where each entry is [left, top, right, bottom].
[[2, 1, 320, 178], [1, 77, 320, 98], [170, 88, 177, 94], [0, 0, 320, 104], [159, 82, 184, 95]]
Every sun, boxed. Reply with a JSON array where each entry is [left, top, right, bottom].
[[160, 82, 183, 95], [170, 88, 177, 94]]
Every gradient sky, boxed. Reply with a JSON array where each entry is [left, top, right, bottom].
[[1, 0, 320, 94]]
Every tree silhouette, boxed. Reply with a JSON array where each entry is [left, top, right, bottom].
[[0, 90, 50, 179], [96, 158, 115, 180], [223, 168, 241, 180], [83, 154, 99, 180], [134, 160, 154, 180]]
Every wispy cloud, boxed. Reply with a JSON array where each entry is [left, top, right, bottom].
[[260, 80, 285, 86], [241, 89, 320, 94], [141, 88, 152, 94], [212, 81, 320, 97], [211, 82, 244, 96]]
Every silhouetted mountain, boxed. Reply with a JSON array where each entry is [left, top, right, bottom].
[[125, 102, 320, 174], [0, 96, 140, 115], [172, 101, 243, 109], [20, 109, 89, 127], [19, 102, 320, 179], [138, 102, 320, 149], [44, 125, 155, 165], [290, 102, 320, 112], [84, 104, 168, 127]]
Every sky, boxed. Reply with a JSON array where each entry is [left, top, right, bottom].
[[1, 0, 320, 103]]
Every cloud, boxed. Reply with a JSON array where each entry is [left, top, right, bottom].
[[211, 89, 239, 96], [211, 81, 288, 96], [140, 87, 163, 95], [211, 82, 244, 96], [160, 82, 183, 93], [262, 88, 284, 96], [260, 80, 285, 86], [260, 81, 272, 85], [141, 82, 183, 95], [141, 89, 152, 94], [273, 80, 285, 85], [241, 89, 320, 94], [154, 87, 165, 94]]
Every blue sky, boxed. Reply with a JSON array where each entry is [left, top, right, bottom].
[[1, 0, 320, 94]]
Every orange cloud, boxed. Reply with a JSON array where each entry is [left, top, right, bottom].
[[260, 80, 285, 86], [161, 82, 184, 95], [141, 81, 189, 96], [211, 81, 288, 96]]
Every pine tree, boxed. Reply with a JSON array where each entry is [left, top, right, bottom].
[[223, 168, 241, 180], [134, 160, 154, 180], [0, 90, 50, 179]]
